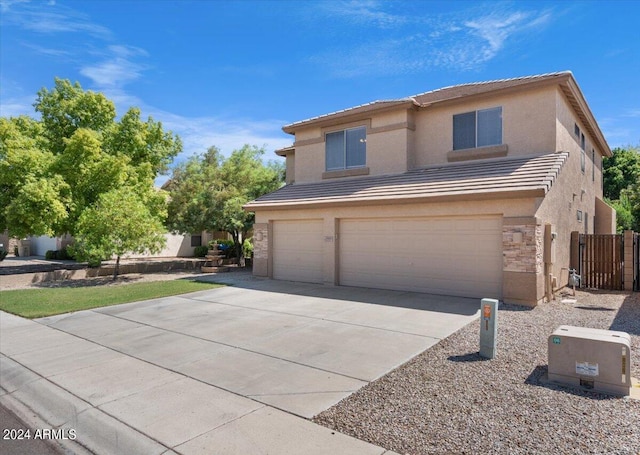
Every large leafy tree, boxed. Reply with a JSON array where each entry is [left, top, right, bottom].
[[167, 145, 284, 261], [0, 78, 181, 240], [603, 145, 640, 231], [71, 188, 167, 278]]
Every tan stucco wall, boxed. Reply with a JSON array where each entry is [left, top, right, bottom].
[[555, 87, 605, 199], [290, 110, 414, 183], [595, 197, 616, 234], [285, 152, 295, 184], [413, 86, 557, 167], [253, 196, 544, 304], [535, 156, 594, 286], [126, 233, 195, 258], [367, 127, 410, 176]]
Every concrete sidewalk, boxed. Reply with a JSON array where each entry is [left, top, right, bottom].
[[1, 278, 479, 454]]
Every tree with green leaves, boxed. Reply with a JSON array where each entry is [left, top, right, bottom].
[[71, 187, 167, 278], [0, 78, 181, 256], [603, 145, 640, 232], [167, 145, 284, 262], [603, 146, 640, 200]]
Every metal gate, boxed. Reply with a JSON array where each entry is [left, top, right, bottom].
[[579, 234, 625, 290]]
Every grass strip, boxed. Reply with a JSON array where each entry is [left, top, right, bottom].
[[0, 280, 222, 318]]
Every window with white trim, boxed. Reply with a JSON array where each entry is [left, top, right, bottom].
[[325, 126, 366, 171], [453, 107, 502, 150]]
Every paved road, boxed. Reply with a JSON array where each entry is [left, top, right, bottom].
[[0, 401, 66, 455]]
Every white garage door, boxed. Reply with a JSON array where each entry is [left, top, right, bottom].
[[273, 220, 324, 283], [339, 216, 502, 299]]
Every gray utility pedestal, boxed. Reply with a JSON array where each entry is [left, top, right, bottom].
[[548, 325, 632, 396], [479, 298, 498, 359]]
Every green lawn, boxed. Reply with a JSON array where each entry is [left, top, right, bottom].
[[0, 280, 222, 318]]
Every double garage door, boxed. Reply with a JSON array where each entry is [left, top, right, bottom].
[[272, 216, 503, 298]]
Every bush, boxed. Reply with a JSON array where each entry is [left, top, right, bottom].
[[243, 238, 253, 258], [194, 245, 208, 257], [0, 249, 7, 261], [44, 247, 74, 261], [87, 257, 102, 267], [57, 247, 74, 260]]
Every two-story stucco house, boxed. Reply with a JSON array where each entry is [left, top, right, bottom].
[[244, 72, 615, 306]]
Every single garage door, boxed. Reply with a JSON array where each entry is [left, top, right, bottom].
[[339, 216, 502, 298], [273, 220, 324, 283]]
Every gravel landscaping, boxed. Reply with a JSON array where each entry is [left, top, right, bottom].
[[314, 290, 640, 455]]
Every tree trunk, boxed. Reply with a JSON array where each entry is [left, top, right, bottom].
[[113, 255, 120, 280], [232, 230, 244, 267]]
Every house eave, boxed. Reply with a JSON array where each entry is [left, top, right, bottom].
[[244, 188, 547, 212], [282, 100, 418, 134]]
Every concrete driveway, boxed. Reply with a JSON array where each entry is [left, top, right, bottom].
[[1, 275, 479, 454]]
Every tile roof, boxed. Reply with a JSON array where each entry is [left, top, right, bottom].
[[245, 152, 568, 210], [283, 72, 571, 132], [411, 71, 571, 105]]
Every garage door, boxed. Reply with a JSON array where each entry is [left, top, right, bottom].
[[273, 220, 323, 283], [339, 216, 502, 298]]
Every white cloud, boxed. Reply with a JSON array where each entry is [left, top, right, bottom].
[[0, 0, 29, 13], [157, 112, 291, 163], [20, 42, 70, 57], [0, 94, 36, 117], [96, 86, 290, 168], [80, 45, 149, 89], [312, 5, 554, 77], [623, 109, 640, 118], [464, 10, 551, 63], [320, 0, 406, 28], [2, 2, 111, 38], [3, 0, 290, 177]]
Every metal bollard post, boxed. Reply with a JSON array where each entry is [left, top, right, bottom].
[[480, 298, 499, 359]]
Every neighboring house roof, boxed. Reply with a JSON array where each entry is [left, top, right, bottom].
[[282, 71, 610, 157], [245, 152, 568, 210]]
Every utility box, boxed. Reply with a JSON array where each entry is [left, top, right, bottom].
[[479, 298, 499, 359], [548, 325, 631, 396]]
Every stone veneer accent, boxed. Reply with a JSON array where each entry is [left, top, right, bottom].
[[503, 224, 543, 274], [252, 223, 269, 260]]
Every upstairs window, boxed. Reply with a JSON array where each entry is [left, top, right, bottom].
[[453, 107, 502, 150], [325, 126, 366, 171]]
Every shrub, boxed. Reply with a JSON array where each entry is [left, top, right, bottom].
[[44, 247, 74, 261], [243, 238, 253, 258], [87, 257, 102, 267], [194, 245, 208, 257], [57, 247, 74, 260], [0, 249, 8, 261]]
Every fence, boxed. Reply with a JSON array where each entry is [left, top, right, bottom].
[[635, 232, 639, 291], [571, 231, 639, 291], [578, 234, 625, 290]]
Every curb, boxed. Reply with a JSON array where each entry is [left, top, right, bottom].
[[1, 355, 169, 455]]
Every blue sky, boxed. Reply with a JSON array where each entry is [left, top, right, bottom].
[[1, 0, 639, 184]]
